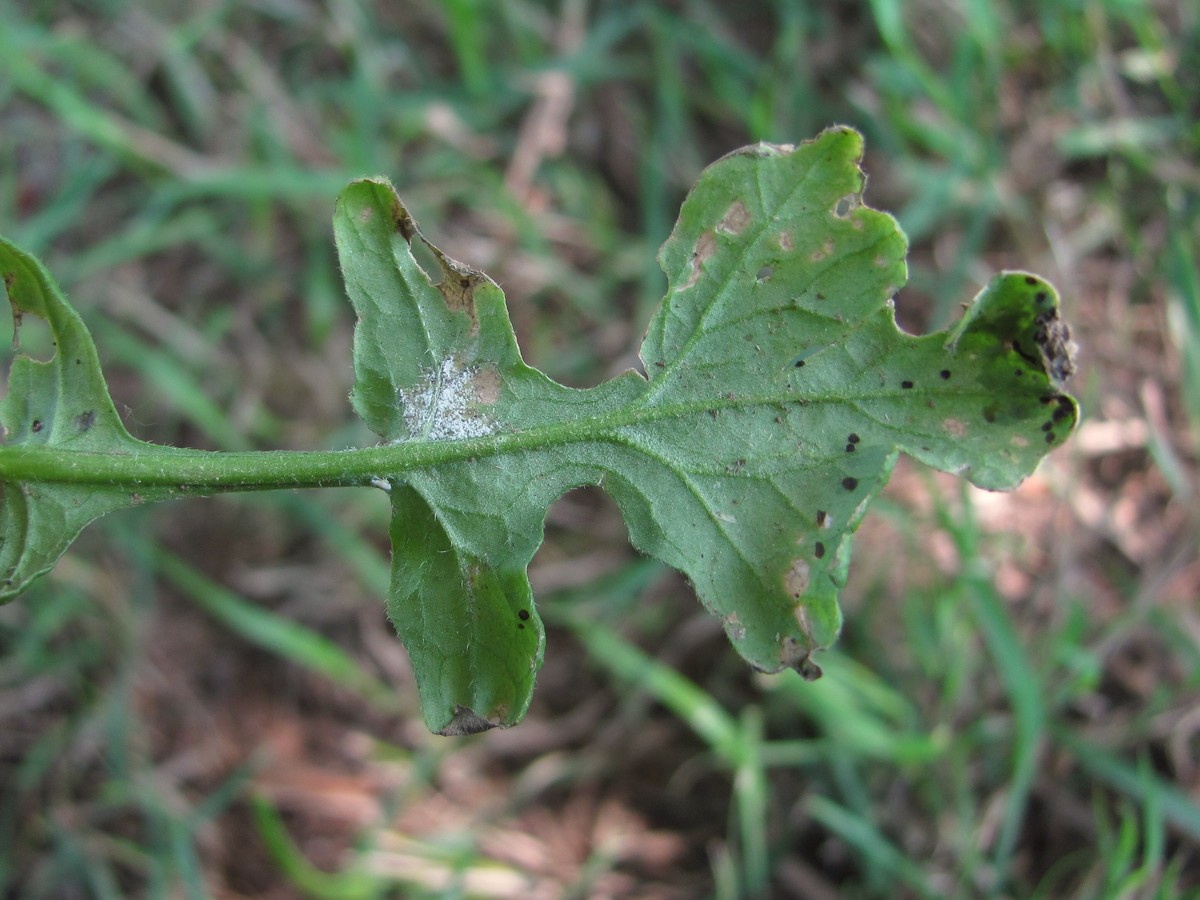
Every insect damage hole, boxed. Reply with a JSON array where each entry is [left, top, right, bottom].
[[832, 193, 859, 218]]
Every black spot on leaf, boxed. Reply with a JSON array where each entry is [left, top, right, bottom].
[[841, 477, 858, 491], [1041, 421, 1053, 432], [940, 369, 951, 379], [848, 433, 860, 444], [845, 443, 856, 453], [815, 509, 829, 527], [1025, 276, 1038, 285], [901, 380, 914, 389], [31, 419, 42, 433], [75, 410, 96, 432], [814, 542, 826, 558], [518, 609, 530, 621]]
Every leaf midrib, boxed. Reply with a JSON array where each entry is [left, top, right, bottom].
[[0, 367, 1013, 492]]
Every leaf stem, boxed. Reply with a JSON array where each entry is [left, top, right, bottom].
[[0, 441, 452, 493], [0, 388, 807, 494]]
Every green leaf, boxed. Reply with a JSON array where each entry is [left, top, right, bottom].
[[0, 128, 1078, 734], [0, 238, 177, 597], [334, 126, 1079, 733]]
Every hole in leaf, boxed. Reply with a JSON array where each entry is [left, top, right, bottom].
[[756, 265, 773, 283], [6, 309, 56, 364], [832, 194, 858, 218], [409, 237, 444, 285]]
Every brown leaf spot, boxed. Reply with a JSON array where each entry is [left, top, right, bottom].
[[684, 230, 716, 289], [472, 367, 501, 405], [943, 418, 968, 438], [778, 231, 793, 251], [784, 558, 810, 599], [1033, 310, 1078, 383], [723, 612, 745, 641], [434, 252, 484, 316], [389, 199, 418, 241], [780, 636, 822, 679], [718, 200, 752, 235], [439, 706, 498, 736]]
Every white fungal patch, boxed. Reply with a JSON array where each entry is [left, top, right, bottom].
[[397, 357, 496, 441]]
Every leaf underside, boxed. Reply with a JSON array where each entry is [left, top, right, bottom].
[[1, 127, 1079, 735], [0, 238, 181, 598], [334, 126, 1078, 734]]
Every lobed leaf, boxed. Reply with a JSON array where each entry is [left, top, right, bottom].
[[1, 128, 1078, 734], [335, 127, 1078, 733], [0, 238, 178, 597]]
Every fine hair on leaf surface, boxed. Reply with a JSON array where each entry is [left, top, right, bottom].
[[0, 127, 1078, 734]]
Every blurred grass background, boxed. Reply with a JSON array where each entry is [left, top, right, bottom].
[[1, 0, 1198, 897]]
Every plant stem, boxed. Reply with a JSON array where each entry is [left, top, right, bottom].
[[0, 440, 475, 493], [0, 385, 804, 494]]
